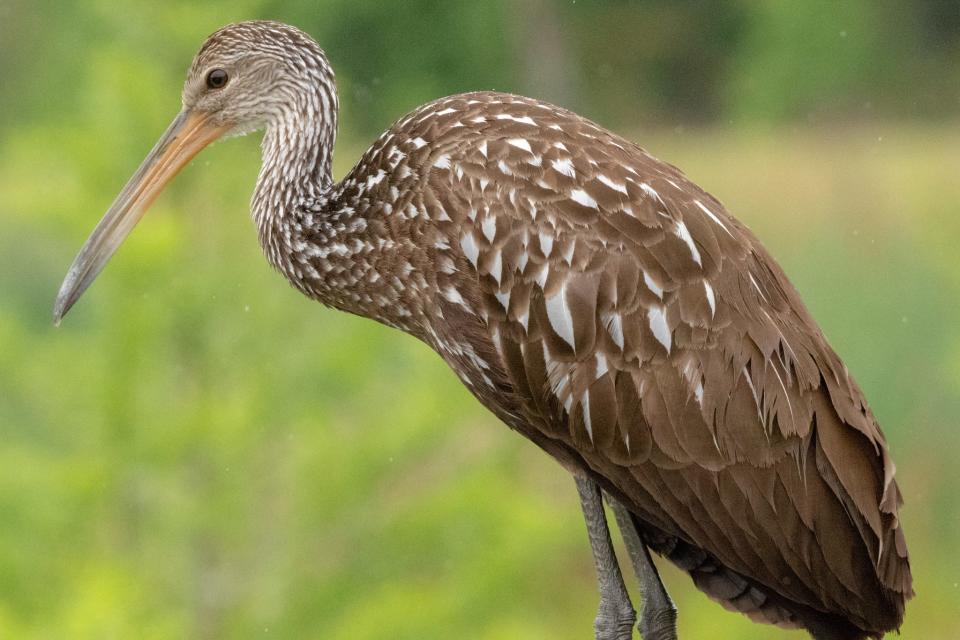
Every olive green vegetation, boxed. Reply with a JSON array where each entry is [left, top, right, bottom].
[[1, 1, 958, 638]]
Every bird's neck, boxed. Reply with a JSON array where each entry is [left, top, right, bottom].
[[251, 79, 339, 285], [253, 102, 336, 231], [248, 78, 427, 336]]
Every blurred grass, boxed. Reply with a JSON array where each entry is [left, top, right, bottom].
[[1, 119, 957, 638]]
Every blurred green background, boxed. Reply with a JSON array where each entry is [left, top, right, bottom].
[[1, 1, 958, 638]]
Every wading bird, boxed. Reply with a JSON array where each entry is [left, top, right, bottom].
[[55, 21, 912, 640]]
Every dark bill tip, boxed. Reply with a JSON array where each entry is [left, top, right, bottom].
[[53, 110, 228, 324]]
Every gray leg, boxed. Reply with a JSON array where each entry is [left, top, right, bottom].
[[609, 499, 678, 640], [575, 476, 636, 640]]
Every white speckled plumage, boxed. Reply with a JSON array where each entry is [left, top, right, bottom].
[[223, 23, 911, 636]]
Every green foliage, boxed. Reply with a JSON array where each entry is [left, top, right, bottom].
[[0, 2, 957, 638]]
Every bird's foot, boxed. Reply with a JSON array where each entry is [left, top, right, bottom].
[[637, 603, 677, 640], [593, 598, 636, 640]]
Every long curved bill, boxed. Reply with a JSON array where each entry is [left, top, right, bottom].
[[53, 109, 230, 325]]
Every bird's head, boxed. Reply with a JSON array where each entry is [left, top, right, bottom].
[[182, 21, 335, 136], [53, 21, 335, 324]]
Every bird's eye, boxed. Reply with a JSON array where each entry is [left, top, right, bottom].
[[206, 68, 229, 89]]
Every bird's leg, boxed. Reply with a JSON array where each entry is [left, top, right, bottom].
[[575, 475, 636, 640], [609, 498, 678, 640]]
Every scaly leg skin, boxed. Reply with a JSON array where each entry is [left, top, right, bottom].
[[609, 498, 678, 640], [575, 476, 637, 640]]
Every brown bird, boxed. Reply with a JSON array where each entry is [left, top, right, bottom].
[[54, 21, 912, 640]]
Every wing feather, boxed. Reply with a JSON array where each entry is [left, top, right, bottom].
[[414, 92, 910, 634]]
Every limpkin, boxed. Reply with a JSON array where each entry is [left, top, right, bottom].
[[55, 21, 912, 640]]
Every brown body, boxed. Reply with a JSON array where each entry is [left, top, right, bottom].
[[288, 92, 912, 637], [55, 23, 912, 639]]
